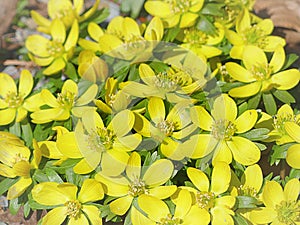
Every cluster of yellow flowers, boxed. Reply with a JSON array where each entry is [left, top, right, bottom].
[[0, 0, 300, 224]]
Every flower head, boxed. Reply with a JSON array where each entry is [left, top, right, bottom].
[[26, 19, 79, 75], [0, 70, 43, 125], [32, 179, 104, 225]]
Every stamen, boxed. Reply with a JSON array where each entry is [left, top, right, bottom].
[[158, 213, 183, 225], [275, 200, 300, 225], [57, 91, 76, 109], [196, 191, 215, 210], [65, 200, 81, 219], [4, 92, 24, 108], [237, 185, 258, 198], [211, 119, 236, 140], [128, 178, 149, 197]]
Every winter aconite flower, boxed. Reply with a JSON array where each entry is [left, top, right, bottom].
[[225, 45, 300, 98], [0, 134, 41, 199], [74, 109, 142, 176], [131, 188, 210, 225], [226, 9, 286, 59], [186, 94, 260, 165], [31, 0, 100, 33], [30, 79, 98, 124], [32, 179, 104, 225], [95, 152, 176, 216], [250, 178, 300, 225], [186, 162, 236, 225], [144, 0, 204, 28], [0, 70, 43, 125], [26, 19, 79, 75]]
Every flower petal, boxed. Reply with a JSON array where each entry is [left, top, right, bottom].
[[215, 196, 235, 208], [76, 84, 98, 106], [225, 62, 256, 83], [186, 134, 218, 159], [50, 19, 66, 43], [249, 207, 277, 224], [283, 178, 300, 202], [143, 159, 174, 187], [18, 70, 33, 97], [95, 173, 129, 197], [40, 207, 67, 225], [43, 57, 66, 75], [113, 133, 142, 152], [78, 179, 104, 203], [88, 22, 104, 41], [0, 73, 17, 97], [148, 97, 165, 124], [284, 122, 300, 143], [212, 94, 237, 122], [64, 20, 79, 51], [109, 109, 135, 137], [81, 205, 102, 225], [229, 82, 261, 98], [271, 69, 300, 90], [101, 150, 129, 176], [174, 189, 192, 219], [212, 140, 233, 165], [243, 164, 263, 192], [131, 206, 155, 225], [263, 36, 286, 52], [126, 152, 141, 181], [190, 106, 213, 131], [286, 144, 300, 169], [144, 1, 171, 18], [7, 177, 32, 200], [25, 35, 50, 57], [0, 108, 16, 125], [148, 185, 177, 199], [211, 206, 234, 225], [269, 46, 285, 73], [242, 46, 268, 70], [187, 167, 209, 192], [228, 137, 260, 165], [110, 195, 133, 215], [262, 181, 284, 208], [211, 162, 231, 195], [235, 109, 257, 133], [183, 205, 210, 225], [41, 89, 60, 107]]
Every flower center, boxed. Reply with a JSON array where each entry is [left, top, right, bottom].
[[167, 0, 192, 14], [65, 200, 81, 219], [183, 28, 208, 46], [107, 93, 116, 107], [237, 185, 258, 198], [128, 178, 149, 197], [243, 25, 267, 48], [12, 153, 28, 165], [4, 91, 24, 108], [273, 113, 300, 135], [57, 91, 76, 110], [47, 41, 65, 57], [156, 119, 176, 137], [250, 63, 272, 81], [196, 191, 215, 210], [93, 127, 116, 150], [275, 200, 300, 225], [158, 213, 183, 225], [211, 119, 237, 141]]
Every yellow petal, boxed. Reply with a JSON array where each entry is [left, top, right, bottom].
[[62, 79, 78, 96], [110, 195, 133, 215], [183, 205, 210, 225], [29, 55, 54, 66], [211, 161, 231, 195], [271, 69, 300, 90], [126, 152, 141, 181], [284, 122, 300, 143], [228, 137, 260, 165], [229, 45, 244, 59], [133, 113, 151, 137], [148, 97, 165, 124], [0, 164, 16, 178], [187, 167, 209, 192], [78, 38, 101, 52], [0, 73, 17, 96], [32, 182, 77, 205], [41, 89, 60, 107], [225, 62, 256, 83], [236, 9, 251, 34], [98, 34, 123, 53], [148, 185, 177, 199], [138, 195, 169, 222], [212, 140, 232, 165], [43, 57, 66, 75], [95, 173, 129, 196], [88, 22, 104, 41], [123, 17, 141, 37], [283, 178, 300, 202], [235, 109, 257, 133], [226, 30, 244, 46], [13, 161, 31, 177], [131, 206, 155, 225], [263, 36, 286, 52], [144, 17, 164, 41], [18, 70, 33, 97], [139, 63, 156, 86], [41, 207, 67, 225], [257, 18, 274, 34], [190, 106, 213, 131], [144, 1, 171, 18], [78, 179, 104, 203], [30, 10, 51, 28], [0, 108, 16, 125], [64, 20, 79, 51], [249, 207, 277, 224], [243, 164, 263, 192], [7, 177, 32, 200], [81, 205, 102, 225], [211, 206, 234, 225], [31, 108, 69, 124], [50, 19, 66, 43], [110, 109, 135, 137], [69, 212, 89, 225], [215, 196, 236, 208], [160, 138, 186, 160], [174, 189, 192, 219], [269, 46, 285, 73], [229, 82, 261, 98], [286, 144, 300, 169], [242, 46, 267, 70], [101, 151, 129, 176], [25, 35, 51, 57], [76, 84, 98, 106], [179, 13, 198, 28], [143, 159, 174, 187], [38, 141, 63, 159], [262, 181, 284, 208], [212, 94, 237, 122], [73, 158, 96, 174]]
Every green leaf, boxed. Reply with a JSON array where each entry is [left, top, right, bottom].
[[239, 128, 269, 141], [9, 122, 21, 137], [282, 53, 299, 70], [121, 0, 145, 18], [248, 93, 261, 109], [164, 27, 181, 42], [21, 119, 33, 147], [262, 93, 277, 115], [9, 198, 21, 215], [272, 89, 295, 104], [196, 15, 217, 36], [201, 3, 225, 16], [236, 196, 258, 209], [289, 168, 300, 179], [254, 142, 267, 151], [23, 201, 31, 218], [123, 209, 133, 225], [0, 178, 18, 196], [32, 170, 49, 183], [64, 62, 78, 81], [233, 213, 251, 225], [45, 168, 63, 183]]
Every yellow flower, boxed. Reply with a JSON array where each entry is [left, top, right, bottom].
[[32, 179, 104, 225], [79, 16, 164, 61], [286, 144, 300, 169], [230, 164, 263, 199], [131, 188, 210, 225], [144, 0, 204, 28], [25, 19, 79, 75], [178, 22, 225, 59], [185, 94, 260, 165], [73, 109, 142, 176], [250, 178, 300, 225], [121, 59, 207, 102], [77, 50, 108, 83], [225, 45, 300, 98], [0, 70, 43, 125], [133, 97, 197, 160], [226, 9, 286, 59], [31, 0, 100, 33], [95, 152, 176, 216], [186, 162, 236, 225], [30, 79, 98, 124], [0, 134, 41, 199], [94, 77, 132, 114]]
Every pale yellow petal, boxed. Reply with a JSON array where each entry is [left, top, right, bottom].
[[101, 150, 129, 176], [88, 22, 104, 41], [81, 205, 102, 225], [271, 69, 300, 90], [0, 108, 16, 125], [110, 195, 133, 215], [183, 205, 210, 225], [211, 206, 234, 225], [235, 109, 257, 133], [148, 97, 165, 124], [18, 70, 33, 97], [187, 167, 209, 192], [40, 207, 67, 225], [41, 89, 60, 107], [7, 177, 32, 200], [50, 19, 66, 43], [64, 20, 79, 51], [286, 144, 300, 169], [78, 179, 104, 203], [25, 35, 50, 57], [43, 57, 66, 75], [243, 164, 263, 192], [229, 82, 261, 98], [126, 152, 141, 181], [211, 161, 231, 195], [262, 181, 284, 208], [174, 189, 192, 219], [269, 46, 285, 73], [109, 109, 135, 137], [212, 94, 237, 122], [212, 140, 232, 165], [249, 207, 277, 224], [242, 45, 268, 70], [76, 84, 98, 106], [283, 178, 300, 202], [284, 122, 300, 143], [225, 62, 256, 83], [148, 185, 177, 199], [95, 173, 129, 197], [190, 106, 213, 130], [131, 206, 156, 225], [144, 1, 171, 18]]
